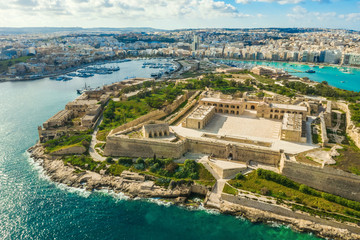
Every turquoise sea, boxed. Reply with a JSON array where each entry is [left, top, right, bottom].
[[0, 59, 323, 239], [226, 60, 360, 92]]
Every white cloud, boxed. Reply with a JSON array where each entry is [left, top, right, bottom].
[[339, 13, 360, 22], [236, 0, 329, 4], [287, 5, 336, 21], [3, 0, 251, 20]]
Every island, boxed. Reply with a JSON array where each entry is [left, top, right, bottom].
[[29, 64, 360, 240]]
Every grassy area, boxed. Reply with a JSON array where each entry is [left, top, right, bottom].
[[0, 56, 32, 73], [176, 73, 255, 94], [98, 83, 184, 136], [63, 155, 215, 187], [349, 103, 360, 127], [43, 132, 92, 153], [98, 99, 152, 132], [223, 184, 238, 195], [333, 137, 360, 176], [311, 124, 322, 144], [226, 169, 360, 223], [129, 158, 216, 187]]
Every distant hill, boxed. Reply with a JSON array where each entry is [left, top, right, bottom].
[[0, 27, 165, 35]]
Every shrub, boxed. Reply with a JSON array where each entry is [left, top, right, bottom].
[[106, 157, 114, 164], [234, 173, 245, 180], [260, 187, 271, 196], [155, 177, 171, 187], [118, 157, 133, 166], [136, 157, 145, 164], [256, 169, 298, 189], [150, 163, 160, 172], [165, 162, 178, 174], [133, 163, 145, 170]]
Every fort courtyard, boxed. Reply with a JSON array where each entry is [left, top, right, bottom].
[[171, 111, 316, 155]]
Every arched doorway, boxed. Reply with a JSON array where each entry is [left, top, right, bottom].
[[228, 153, 233, 160], [251, 105, 255, 110]]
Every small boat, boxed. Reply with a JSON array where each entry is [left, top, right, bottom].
[[341, 81, 345, 83], [305, 70, 316, 73], [77, 83, 93, 94]]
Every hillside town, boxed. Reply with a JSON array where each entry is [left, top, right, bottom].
[[1, 28, 360, 80]]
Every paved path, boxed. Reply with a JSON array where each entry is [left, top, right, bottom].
[[200, 157, 229, 208], [306, 116, 317, 144], [89, 115, 106, 162]]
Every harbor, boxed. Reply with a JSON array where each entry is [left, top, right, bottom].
[[214, 59, 360, 92]]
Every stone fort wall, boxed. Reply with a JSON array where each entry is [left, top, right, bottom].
[[104, 135, 187, 159], [104, 136, 281, 166], [332, 101, 360, 149], [281, 160, 360, 202]]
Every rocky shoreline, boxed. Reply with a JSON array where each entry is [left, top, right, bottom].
[[28, 143, 360, 240]]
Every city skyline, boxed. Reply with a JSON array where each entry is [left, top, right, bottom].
[[0, 0, 359, 31]]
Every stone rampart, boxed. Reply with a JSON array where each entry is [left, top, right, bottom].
[[104, 135, 187, 159], [332, 101, 360, 148], [186, 138, 280, 166], [104, 134, 281, 166], [281, 160, 360, 202], [51, 145, 87, 155]]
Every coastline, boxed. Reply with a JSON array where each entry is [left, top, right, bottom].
[[28, 143, 360, 240], [0, 58, 132, 83], [217, 58, 360, 70]]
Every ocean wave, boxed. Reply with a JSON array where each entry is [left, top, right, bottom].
[[25, 151, 50, 182], [145, 198, 173, 207], [93, 189, 129, 202], [196, 205, 220, 215], [25, 151, 90, 198]]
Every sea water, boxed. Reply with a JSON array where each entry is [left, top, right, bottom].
[[0, 59, 320, 239], [226, 60, 360, 92]]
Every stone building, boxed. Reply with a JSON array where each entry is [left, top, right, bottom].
[[280, 113, 305, 142], [256, 102, 308, 120], [251, 66, 277, 76], [142, 122, 170, 138], [42, 109, 73, 129], [200, 96, 307, 121], [183, 105, 215, 129], [200, 97, 257, 115]]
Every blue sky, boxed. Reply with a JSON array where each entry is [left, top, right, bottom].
[[0, 0, 359, 30]]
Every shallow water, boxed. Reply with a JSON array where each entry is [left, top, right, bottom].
[[226, 60, 360, 92]]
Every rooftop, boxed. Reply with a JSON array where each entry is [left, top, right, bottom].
[[201, 97, 244, 105], [271, 103, 307, 112], [188, 105, 215, 120], [282, 113, 302, 131]]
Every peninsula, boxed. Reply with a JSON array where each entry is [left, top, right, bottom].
[[29, 62, 360, 240]]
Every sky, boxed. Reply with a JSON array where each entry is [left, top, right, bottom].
[[0, 0, 359, 30]]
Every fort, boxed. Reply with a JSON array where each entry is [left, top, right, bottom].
[[36, 74, 360, 238]]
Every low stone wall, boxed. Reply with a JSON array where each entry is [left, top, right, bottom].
[[51, 145, 87, 155], [110, 91, 193, 135], [104, 134, 281, 166], [282, 160, 360, 202], [104, 135, 187, 159], [190, 184, 209, 195], [110, 110, 166, 135], [167, 91, 201, 125], [319, 113, 329, 147], [187, 138, 280, 166], [332, 101, 360, 148]]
